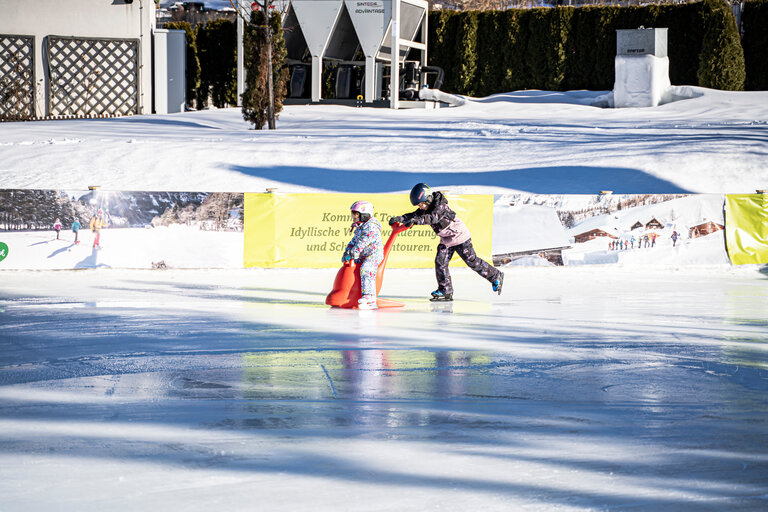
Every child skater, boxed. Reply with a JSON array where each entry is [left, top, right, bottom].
[[343, 200, 383, 310], [389, 183, 503, 302]]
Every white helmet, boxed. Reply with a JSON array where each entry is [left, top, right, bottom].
[[350, 200, 373, 216]]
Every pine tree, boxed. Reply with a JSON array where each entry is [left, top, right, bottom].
[[242, 8, 288, 129]]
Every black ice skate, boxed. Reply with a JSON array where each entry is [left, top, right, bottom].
[[430, 290, 453, 302], [493, 272, 504, 295]]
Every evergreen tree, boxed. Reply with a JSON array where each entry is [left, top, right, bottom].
[[242, 8, 288, 129], [697, 0, 745, 91]]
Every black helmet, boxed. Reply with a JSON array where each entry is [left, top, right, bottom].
[[410, 183, 433, 206]]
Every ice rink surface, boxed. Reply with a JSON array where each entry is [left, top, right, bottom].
[[1, 266, 767, 511]]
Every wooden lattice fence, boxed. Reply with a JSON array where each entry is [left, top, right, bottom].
[[46, 36, 140, 117], [0, 34, 35, 121]]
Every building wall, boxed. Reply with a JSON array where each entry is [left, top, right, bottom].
[[0, 0, 155, 116]]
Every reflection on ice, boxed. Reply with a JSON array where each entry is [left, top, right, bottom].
[[241, 350, 494, 402]]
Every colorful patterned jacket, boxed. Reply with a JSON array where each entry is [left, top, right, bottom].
[[344, 217, 383, 263]]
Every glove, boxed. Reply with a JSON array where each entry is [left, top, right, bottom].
[[389, 216, 404, 226]]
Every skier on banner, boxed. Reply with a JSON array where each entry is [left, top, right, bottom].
[[72, 217, 82, 244], [388, 183, 503, 302], [89, 210, 108, 249], [342, 200, 384, 309], [53, 218, 63, 240]]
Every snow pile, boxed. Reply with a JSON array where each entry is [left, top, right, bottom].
[[613, 55, 671, 108]]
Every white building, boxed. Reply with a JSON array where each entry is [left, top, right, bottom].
[[0, 0, 184, 119]]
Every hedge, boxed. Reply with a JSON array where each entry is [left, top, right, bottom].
[[196, 19, 238, 108], [427, 0, 746, 95], [742, 0, 768, 90]]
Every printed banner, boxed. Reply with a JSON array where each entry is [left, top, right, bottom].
[[725, 194, 768, 265], [243, 193, 494, 268], [0, 189, 745, 270], [0, 188, 244, 270], [493, 193, 728, 266]]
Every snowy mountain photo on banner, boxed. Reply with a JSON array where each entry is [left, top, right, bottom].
[[493, 193, 728, 267], [0, 189, 243, 269]]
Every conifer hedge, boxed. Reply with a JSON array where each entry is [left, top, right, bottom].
[[742, 0, 768, 90], [427, 0, 746, 96], [196, 19, 237, 108]]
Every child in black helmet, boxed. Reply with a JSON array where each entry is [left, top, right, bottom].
[[389, 183, 503, 302]]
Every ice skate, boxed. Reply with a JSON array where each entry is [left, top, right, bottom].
[[493, 272, 504, 295], [429, 290, 453, 302], [357, 296, 378, 310]]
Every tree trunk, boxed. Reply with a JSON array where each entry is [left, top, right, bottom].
[[266, 24, 275, 130]]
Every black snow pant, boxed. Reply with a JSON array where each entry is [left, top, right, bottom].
[[435, 239, 500, 295]]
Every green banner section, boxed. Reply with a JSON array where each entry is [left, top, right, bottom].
[[725, 194, 768, 265]]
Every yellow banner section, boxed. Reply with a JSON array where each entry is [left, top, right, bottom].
[[725, 194, 768, 265], [244, 193, 493, 268]]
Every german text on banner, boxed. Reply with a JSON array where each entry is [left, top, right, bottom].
[[243, 193, 494, 268], [725, 194, 768, 265]]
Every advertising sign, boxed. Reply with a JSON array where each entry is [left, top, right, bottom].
[[725, 194, 768, 265], [244, 192, 493, 268]]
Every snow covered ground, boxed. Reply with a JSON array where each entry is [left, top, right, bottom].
[[0, 225, 244, 270], [1, 88, 767, 195], [2, 88, 768, 509]]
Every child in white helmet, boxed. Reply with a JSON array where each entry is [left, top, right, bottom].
[[343, 200, 384, 310]]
